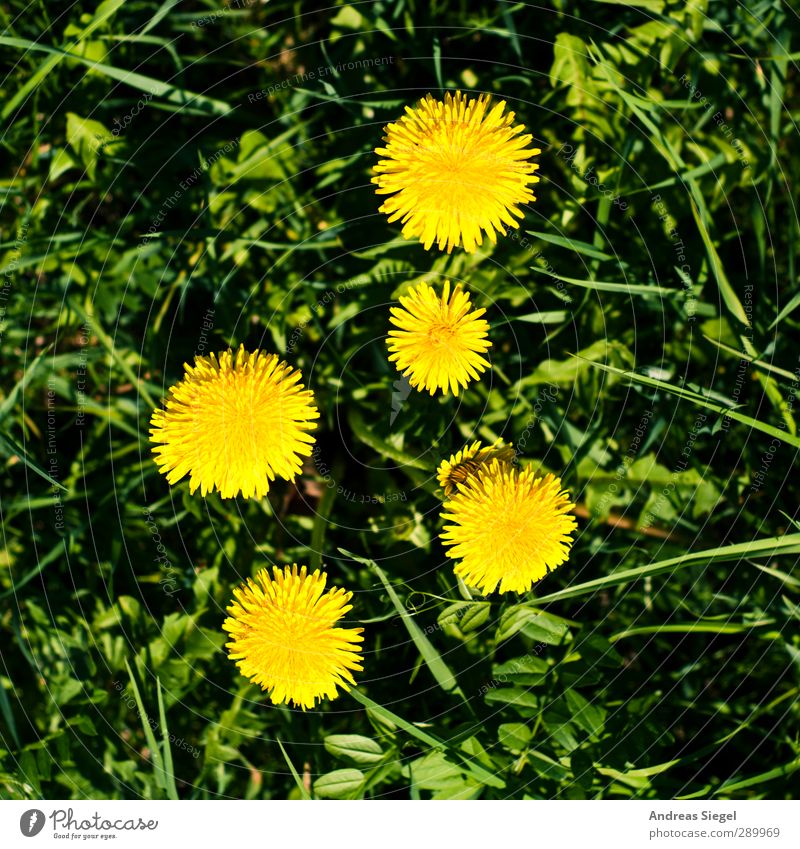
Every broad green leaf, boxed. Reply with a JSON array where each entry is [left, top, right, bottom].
[[565, 688, 606, 737], [313, 768, 364, 799], [495, 606, 571, 644], [437, 601, 491, 634], [498, 723, 532, 754], [324, 735, 384, 765], [65, 113, 121, 179], [492, 655, 549, 687], [410, 751, 465, 790], [543, 701, 580, 752], [550, 33, 591, 100], [527, 749, 570, 781], [484, 687, 540, 711]]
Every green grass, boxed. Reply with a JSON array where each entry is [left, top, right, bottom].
[[1, 0, 799, 800]]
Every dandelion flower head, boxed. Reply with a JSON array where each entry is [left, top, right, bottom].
[[440, 459, 576, 594], [373, 91, 540, 253], [387, 280, 491, 396], [150, 346, 319, 499], [223, 565, 364, 709]]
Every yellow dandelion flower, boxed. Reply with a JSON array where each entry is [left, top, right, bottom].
[[441, 459, 577, 594], [150, 345, 319, 499], [223, 565, 364, 710], [373, 90, 541, 253], [437, 438, 516, 497], [387, 280, 491, 396]]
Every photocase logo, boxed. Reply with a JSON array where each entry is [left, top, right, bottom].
[[20, 809, 45, 837]]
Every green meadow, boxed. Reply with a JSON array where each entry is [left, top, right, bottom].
[[1, 0, 799, 800]]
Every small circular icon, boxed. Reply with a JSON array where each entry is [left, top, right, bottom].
[[20, 809, 46, 837]]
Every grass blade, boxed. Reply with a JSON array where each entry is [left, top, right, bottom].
[[0, 430, 68, 492], [156, 680, 177, 798], [0, 678, 21, 749], [710, 758, 800, 798], [347, 409, 433, 471], [69, 300, 157, 411], [124, 661, 179, 800], [534, 533, 800, 605], [703, 336, 797, 382], [526, 230, 614, 260], [0, 35, 231, 117], [0, 540, 66, 601], [587, 359, 800, 448], [349, 689, 505, 789], [2, 0, 125, 119], [590, 46, 750, 327], [276, 738, 312, 800], [611, 619, 774, 642], [531, 266, 680, 297], [0, 346, 50, 425], [340, 549, 463, 698]]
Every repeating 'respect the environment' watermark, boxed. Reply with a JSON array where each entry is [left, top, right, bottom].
[[750, 357, 800, 493], [592, 407, 654, 518], [311, 445, 407, 504], [1, 212, 30, 347], [559, 143, 628, 211], [192, 0, 260, 28], [114, 680, 200, 759], [248, 56, 395, 101], [138, 140, 239, 248], [478, 643, 548, 696], [557, 143, 699, 320], [142, 507, 181, 596], [515, 384, 560, 457], [75, 319, 91, 428], [46, 377, 66, 536], [677, 75, 750, 168], [650, 192, 697, 321], [639, 408, 708, 530]]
